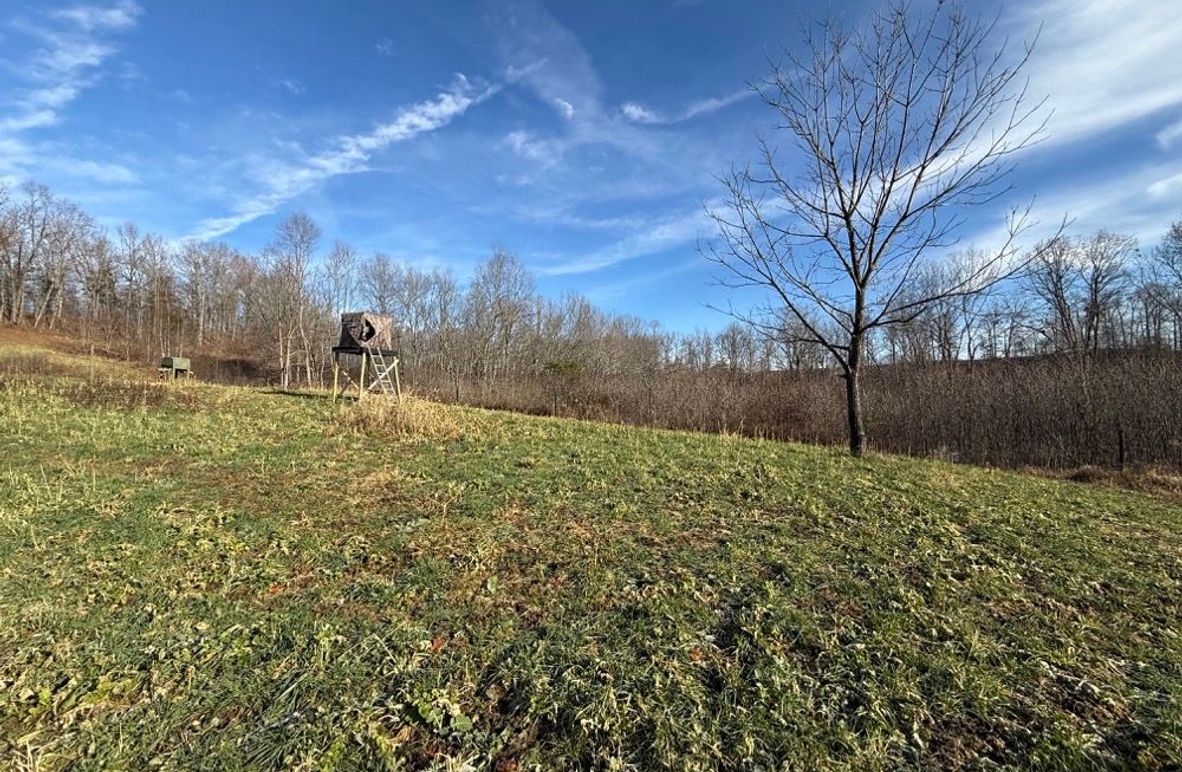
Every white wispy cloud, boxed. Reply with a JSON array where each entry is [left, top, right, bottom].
[[484, 0, 749, 277], [375, 38, 395, 57], [1147, 170, 1182, 200], [7, 6, 140, 130], [1011, 0, 1182, 149], [273, 78, 305, 96], [0, 110, 58, 134], [537, 205, 714, 276], [936, 0, 1182, 255], [488, 0, 603, 127], [43, 157, 138, 184], [0, 137, 35, 186], [488, 0, 698, 174], [486, 0, 734, 193], [584, 256, 705, 302], [189, 75, 499, 241], [552, 97, 575, 120], [966, 158, 1182, 255], [681, 89, 751, 120], [620, 102, 660, 124], [501, 129, 561, 166], [620, 88, 751, 125], [0, 1, 142, 183], [1157, 118, 1182, 149], [51, 0, 140, 32], [513, 205, 648, 231]]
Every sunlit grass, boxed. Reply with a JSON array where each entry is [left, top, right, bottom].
[[1, 342, 1180, 769], [340, 393, 469, 442]]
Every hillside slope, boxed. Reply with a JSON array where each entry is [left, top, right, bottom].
[[1, 342, 1180, 769]]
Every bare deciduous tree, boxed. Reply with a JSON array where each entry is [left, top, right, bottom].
[[1150, 218, 1182, 328], [2, 183, 55, 324], [321, 240, 358, 317], [360, 252, 397, 317], [466, 248, 534, 386], [32, 200, 92, 330], [263, 212, 320, 388], [708, 1, 1050, 455], [1078, 231, 1134, 354], [1028, 232, 1135, 355]]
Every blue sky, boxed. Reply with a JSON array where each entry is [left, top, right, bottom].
[[2, 0, 1181, 332]]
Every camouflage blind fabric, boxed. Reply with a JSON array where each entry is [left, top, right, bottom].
[[336, 312, 396, 351]]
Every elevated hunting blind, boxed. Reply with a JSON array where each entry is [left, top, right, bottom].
[[331, 312, 402, 402], [335, 312, 397, 354]]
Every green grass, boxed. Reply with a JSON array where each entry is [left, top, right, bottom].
[[1, 344, 1180, 770]]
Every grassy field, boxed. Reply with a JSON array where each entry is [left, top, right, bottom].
[[1, 341, 1180, 770]]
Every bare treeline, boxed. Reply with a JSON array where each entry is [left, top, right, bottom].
[[1, 179, 1181, 469]]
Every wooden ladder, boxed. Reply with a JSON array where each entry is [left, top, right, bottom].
[[365, 346, 402, 400]]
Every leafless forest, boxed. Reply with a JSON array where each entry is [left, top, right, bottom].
[[2, 182, 1181, 470]]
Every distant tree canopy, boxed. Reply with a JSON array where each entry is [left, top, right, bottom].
[[1, 175, 1181, 379], [2, 187, 1182, 468]]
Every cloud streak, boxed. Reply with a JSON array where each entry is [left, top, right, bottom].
[[51, 0, 140, 32], [537, 205, 714, 276], [620, 88, 751, 125], [189, 75, 499, 240], [584, 256, 705, 302], [0, 1, 142, 183], [486, 0, 682, 164], [483, 0, 752, 278], [1013, 0, 1182, 149], [966, 157, 1182, 256], [487, 0, 603, 126], [4, 1, 143, 132], [1157, 118, 1182, 149], [273, 78, 305, 96]]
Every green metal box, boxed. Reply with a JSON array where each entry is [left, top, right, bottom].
[[160, 356, 190, 370]]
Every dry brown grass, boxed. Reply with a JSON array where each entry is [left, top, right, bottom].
[[1054, 464, 1182, 501], [0, 342, 143, 381], [339, 394, 465, 441]]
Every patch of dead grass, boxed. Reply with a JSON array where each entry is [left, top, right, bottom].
[[339, 394, 465, 442], [1055, 464, 1182, 501]]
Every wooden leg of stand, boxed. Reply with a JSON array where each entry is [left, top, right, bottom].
[[332, 355, 340, 402]]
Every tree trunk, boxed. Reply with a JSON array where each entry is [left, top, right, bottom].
[[844, 366, 866, 457], [845, 331, 867, 456], [33, 282, 53, 327], [10, 281, 27, 324]]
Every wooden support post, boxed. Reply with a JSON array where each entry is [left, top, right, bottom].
[[331, 353, 340, 402], [393, 357, 402, 401], [358, 351, 367, 399]]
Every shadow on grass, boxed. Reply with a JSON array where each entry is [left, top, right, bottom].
[[261, 389, 341, 402]]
